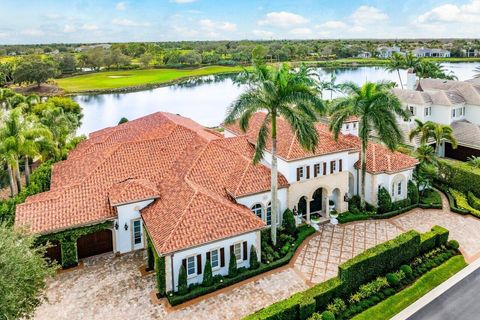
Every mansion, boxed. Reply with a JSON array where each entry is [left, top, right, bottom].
[[15, 111, 417, 292]]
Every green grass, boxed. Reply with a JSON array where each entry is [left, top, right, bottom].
[[56, 66, 244, 92], [352, 255, 467, 320]]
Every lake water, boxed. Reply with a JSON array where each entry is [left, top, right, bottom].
[[74, 62, 480, 135]]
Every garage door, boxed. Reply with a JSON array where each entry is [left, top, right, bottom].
[[77, 229, 113, 259], [44, 240, 62, 264]]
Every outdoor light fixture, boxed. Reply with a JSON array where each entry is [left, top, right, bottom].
[[124, 223, 128, 231], [114, 222, 119, 230]]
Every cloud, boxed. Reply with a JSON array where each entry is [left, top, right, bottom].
[[258, 11, 308, 28], [416, 0, 480, 23], [21, 29, 45, 36], [112, 18, 150, 27], [199, 19, 237, 32], [352, 6, 388, 25], [63, 25, 76, 33], [116, 2, 126, 11], [81, 23, 99, 31], [252, 29, 274, 38], [170, 0, 196, 3], [316, 20, 348, 30], [45, 13, 61, 20]]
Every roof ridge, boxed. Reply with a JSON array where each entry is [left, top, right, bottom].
[[234, 162, 251, 196]]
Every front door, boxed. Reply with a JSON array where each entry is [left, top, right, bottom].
[[132, 219, 144, 250]]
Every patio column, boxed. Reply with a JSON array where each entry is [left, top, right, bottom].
[[306, 197, 311, 223], [325, 193, 331, 218]]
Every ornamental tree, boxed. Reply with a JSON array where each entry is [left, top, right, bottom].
[[0, 223, 57, 319], [178, 265, 187, 294], [249, 245, 260, 269], [202, 259, 213, 286], [377, 187, 392, 213], [228, 252, 237, 277]]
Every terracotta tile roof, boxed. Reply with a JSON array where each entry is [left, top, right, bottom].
[[348, 136, 419, 174], [15, 112, 278, 253], [224, 112, 358, 161], [109, 178, 159, 206]]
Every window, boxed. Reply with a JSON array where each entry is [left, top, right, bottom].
[[314, 163, 321, 177], [251, 204, 263, 219], [297, 166, 305, 180], [187, 256, 196, 276], [424, 107, 431, 116], [409, 106, 415, 115], [266, 202, 271, 225], [397, 182, 402, 196], [210, 249, 219, 269], [234, 243, 242, 262], [133, 220, 142, 245], [452, 109, 456, 118], [353, 123, 357, 129], [346, 124, 350, 129], [330, 160, 336, 174], [463, 107, 466, 116]]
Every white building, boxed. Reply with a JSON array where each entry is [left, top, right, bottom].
[[377, 46, 403, 59], [16, 112, 418, 293], [412, 47, 451, 58]]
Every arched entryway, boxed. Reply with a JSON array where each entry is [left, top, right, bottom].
[[331, 188, 341, 212], [310, 188, 323, 213], [348, 173, 355, 196], [297, 196, 308, 219]]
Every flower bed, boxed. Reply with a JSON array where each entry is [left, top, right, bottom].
[[167, 224, 315, 306], [244, 226, 452, 320]]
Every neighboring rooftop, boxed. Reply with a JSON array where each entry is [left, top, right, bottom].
[[451, 120, 480, 149], [16, 112, 288, 254]]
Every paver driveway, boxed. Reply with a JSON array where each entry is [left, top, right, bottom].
[[35, 193, 480, 320]]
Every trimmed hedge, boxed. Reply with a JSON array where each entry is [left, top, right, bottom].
[[420, 231, 437, 254], [450, 188, 480, 218], [468, 192, 480, 211], [437, 159, 480, 198], [372, 204, 417, 220], [338, 230, 420, 291], [167, 225, 315, 306], [245, 227, 451, 320], [433, 183, 470, 215]]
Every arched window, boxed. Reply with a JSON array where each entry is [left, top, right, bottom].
[[251, 204, 263, 220], [266, 202, 272, 225]]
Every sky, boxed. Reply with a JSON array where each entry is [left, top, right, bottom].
[[0, 0, 479, 44]]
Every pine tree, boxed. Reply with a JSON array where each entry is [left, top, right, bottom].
[[249, 245, 260, 269], [228, 252, 237, 277], [178, 265, 188, 294], [202, 259, 213, 286]]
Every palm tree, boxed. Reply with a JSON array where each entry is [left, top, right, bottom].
[[427, 122, 457, 156], [415, 144, 437, 166], [409, 119, 431, 145], [329, 81, 409, 208], [403, 52, 420, 71], [316, 70, 343, 100], [386, 52, 405, 89], [415, 61, 457, 80], [224, 62, 324, 245]]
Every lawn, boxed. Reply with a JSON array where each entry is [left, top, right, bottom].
[[352, 255, 467, 320], [55, 66, 244, 92]]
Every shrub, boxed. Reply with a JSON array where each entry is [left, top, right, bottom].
[[377, 187, 392, 214], [400, 265, 413, 277], [155, 255, 166, 296], [431, 225, 449, 246], [202, 259, 213, 286], [450, 189, 480, 217], [447, 240, 460, 250], [307, 313, 322, 320], [438, 159, 480, 198], [349, 195, 361, 212], [408, 180, 419, 204], [467, 191, 480, 211], [338, 230, 420, 291], [391, 199, 411, 211], [249, 245, 260, 269], [386, 273, 400, 287], [326, 298, 346, 316], [321, 311, 335, 320], [282, 209, 297, 237], [228, 252, 238, 277], [420, 231, 438, 253], [178, 265, 188, 295], [279, 233, 295, 247]]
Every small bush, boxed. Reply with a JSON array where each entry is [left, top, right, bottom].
[[202, 259, 213, 286], [400, 265, 413, 277], [307, 313, 322, 320], [467, 191, 480, 211], [386, 273, 400, 287], [326, 298, 346, 316], [408, 180, 419, 204], [349, 195, 361, 211], [228, 252, 238, 277], [447, 240, 460, 250], [377, 187, 392, 214], [178, 265, 188, 295], [321, 311, 335, 320], [450, 188, 480, 217], [282, 209, 297, 237], [249, 245, 260, 269]]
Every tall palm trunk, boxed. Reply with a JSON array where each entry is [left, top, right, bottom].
[[360, 143, 367, 209], [15, 160, 22, 194], [397, 69, 404, 89], [7, 164, 16, 197], [25, 156, 31, 186], [270, 113, 278, 246]]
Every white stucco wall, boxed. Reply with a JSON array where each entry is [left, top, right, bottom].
[[341, 122, 359, 136], [364, 169, 414, 205], [465, 105, 480, 125], [430, 105, 452, 125], [223, 129, 236, 138], [113, 199, 154, 254], [168, 231, 260, 292], [236, 189, 288, 225]]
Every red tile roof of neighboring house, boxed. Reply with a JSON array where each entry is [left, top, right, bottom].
[[15, 112, 286, 254], [224, 112, 358, 161], [109, 178, 159, 206]]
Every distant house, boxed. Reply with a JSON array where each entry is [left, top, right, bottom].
[[356, 51, 372, 59], [377, 46, 403, 59], [412, 47, 451, 58], [75, 43, 112, 52], [463, 49, 480, 57]]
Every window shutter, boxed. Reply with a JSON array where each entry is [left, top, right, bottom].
[[206, 251, 211, 262], [330, 161, 335, 174], [339, 159, 343, 172], [314, 164, 318, 177], [323, 162, 327, 175], [197, 254, 202, 275], [220, 248, 225, 267], [243, 241, 248, 260], [296, 168, 300, 181], [306, 166, 310, 179], [182, 258, 186, 270]]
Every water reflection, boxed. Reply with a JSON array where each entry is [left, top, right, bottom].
[[74, 62, 480, 135]]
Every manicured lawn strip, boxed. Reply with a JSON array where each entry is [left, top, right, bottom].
[[352, 255, 467, 320], [56, 66, 244, 92]]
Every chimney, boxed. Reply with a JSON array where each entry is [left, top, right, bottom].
[[406, 68, 417, 91]]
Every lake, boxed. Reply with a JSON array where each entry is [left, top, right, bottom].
[[74, 62, 480, 135]]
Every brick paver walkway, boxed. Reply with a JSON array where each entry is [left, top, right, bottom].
[[35, 192, 480, 320]]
